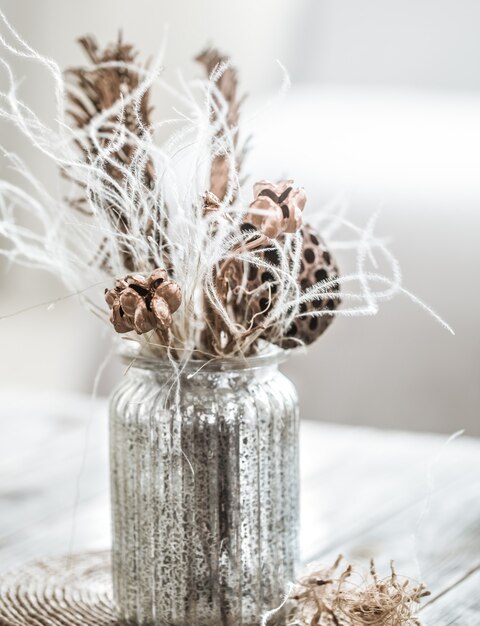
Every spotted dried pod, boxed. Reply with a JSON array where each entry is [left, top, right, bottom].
[[247, 180, 307, 239], [229, 223, 340, 348], [105, 269, 181, 337]]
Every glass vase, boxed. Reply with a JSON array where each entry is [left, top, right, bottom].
[[109, 347, 299, 626]]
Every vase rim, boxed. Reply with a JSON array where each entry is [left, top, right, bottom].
[[117, 340, 289, 374]]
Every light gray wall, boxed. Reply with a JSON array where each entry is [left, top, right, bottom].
[[0, 0, 301, 94], [295, 0, 480, 91]]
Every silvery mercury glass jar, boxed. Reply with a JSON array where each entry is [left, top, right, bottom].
[[109, 346, 299, 626]]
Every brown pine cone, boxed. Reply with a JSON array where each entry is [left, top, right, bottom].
[[105, 269, 181, 336], [228, 223, 340, 348]]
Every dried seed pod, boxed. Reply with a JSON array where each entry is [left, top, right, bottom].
[[229, 223, 340, 348], [105, 269, 181, 336], [247, 180, 307, 239]]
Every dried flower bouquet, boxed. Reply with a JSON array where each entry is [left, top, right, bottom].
[[0, 12, 451, 368], [66, 36, 342, 359]]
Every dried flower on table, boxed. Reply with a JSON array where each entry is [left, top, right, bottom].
[[282, 556, 430, 626]]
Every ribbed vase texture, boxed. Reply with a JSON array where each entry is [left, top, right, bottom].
[[109, 352, 299, 626]]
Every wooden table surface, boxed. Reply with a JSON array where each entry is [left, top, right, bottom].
[[0, 391, 479, 624]]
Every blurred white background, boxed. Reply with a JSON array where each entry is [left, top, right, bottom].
[[0, 0, 478, 434]]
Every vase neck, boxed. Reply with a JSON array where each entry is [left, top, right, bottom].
[[118, 343, 288, 376]]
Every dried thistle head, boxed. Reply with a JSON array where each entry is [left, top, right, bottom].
[[196, 48, 241, 128], [284, 557, 429, 626], [65, 33, 158, 273], [67, 33, 154, 185], [196, 47, 246, 203]]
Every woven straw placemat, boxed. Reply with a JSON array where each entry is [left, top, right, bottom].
[[0, 552, 117, 626]]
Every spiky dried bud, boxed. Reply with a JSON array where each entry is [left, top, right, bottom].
[[105, 269, 181, 336]]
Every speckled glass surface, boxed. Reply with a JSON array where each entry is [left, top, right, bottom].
[[109, 349, 299, 626]]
